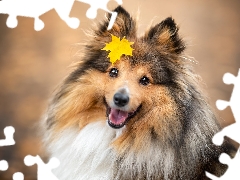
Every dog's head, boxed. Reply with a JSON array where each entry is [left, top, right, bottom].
[[47, 6, 218, 153], [44, 7, 230, 179]]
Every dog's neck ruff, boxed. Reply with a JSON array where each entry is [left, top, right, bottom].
[[48, 121, 120, 180], [48, 121, 176, 180]]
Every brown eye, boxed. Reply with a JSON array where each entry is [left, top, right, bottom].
[[139, 76, 150, 86], [109, 68, 118, 78]]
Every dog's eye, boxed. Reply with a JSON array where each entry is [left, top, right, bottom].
[[109, 68, 118, 78], [139, 76, 150, 86]]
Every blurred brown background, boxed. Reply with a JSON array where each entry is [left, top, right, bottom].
[[0, 0, 239, 179]]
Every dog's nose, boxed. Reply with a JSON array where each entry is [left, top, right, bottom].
[[113, 92, 129, 107]]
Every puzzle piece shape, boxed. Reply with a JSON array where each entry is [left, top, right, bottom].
[[0, 126, 15, 146], [0, 0, 123, 31], [12, 172, 24, 180], [24, 155, 60, 180], [206, 149, 240, 180], [0, 0, 80, 31], [206, 69, 240, 179], [0, 160, 8, 171], [213, 69, 240, 145], [216, 69, 240, 120], [76, 0, 122, 30], [0, 161, 24, 180]]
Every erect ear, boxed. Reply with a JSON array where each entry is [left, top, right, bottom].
[[144, 17, 185, 54], [96, 6, 136, 39]]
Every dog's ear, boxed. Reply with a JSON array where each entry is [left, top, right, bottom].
[[96, 6, 136, 38], [144, 17, 185, 54]]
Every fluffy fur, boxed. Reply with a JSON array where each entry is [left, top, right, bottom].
[[42, 6, 235, 180]]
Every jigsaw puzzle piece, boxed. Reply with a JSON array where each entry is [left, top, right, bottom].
[[0, 0, 18, 28], [0, 160, 8, 171], [212, 123, 240, 146], [78, 0, 112, 19], [227, 69, 240, 121], [1, 0, 121, 30], [54, 0, 80, 29], [216, 100, 230, 111], [0, 0, 80, 30], [222, 72, 237, 85], [34, 17, 45, 31], [0, 126, 15, 146], [214, 69, 240, 146], [24, 155, 60, 180], [216, 72, 236, 110], [205, 172, 220, 180], [6, 15, 18, 28], [0, 0, 54, 31], [206, 149, 240, 180], [1, 161, 24, 179], [108, 12, 118, 30], [76, 0, 121, 30], [12, 172, 24, 180], [217, 70, 240, 119], [208, 69, 240, 179]]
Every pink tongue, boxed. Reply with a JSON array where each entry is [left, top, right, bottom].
[[109, 108, 128, 125]]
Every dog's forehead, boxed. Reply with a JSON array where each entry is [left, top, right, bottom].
[[121, 40, 177, 85], [112, 57, 151, 74], [130, 40, 162, 64]]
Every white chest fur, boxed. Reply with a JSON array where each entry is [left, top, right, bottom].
[[48, 121, 119, 180]]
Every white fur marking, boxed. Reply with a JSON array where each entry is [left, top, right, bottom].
[[49, 121, 118, 180]]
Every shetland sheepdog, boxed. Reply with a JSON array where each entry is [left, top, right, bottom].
[[42, 6, 235, 180]]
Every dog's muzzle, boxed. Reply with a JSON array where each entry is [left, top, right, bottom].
[[106, 88, 141, 129]]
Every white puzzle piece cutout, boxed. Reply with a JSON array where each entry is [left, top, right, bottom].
[[0, 126, 15, 146], [0, 0, 123, 31], [24, 155, 60, 180], [0, 0, 79, 31], [206, 69, 240, 179], [76, 0, 122, 30], [12, 172, 24, 180], [213, 69, 240, 145], [206, 150, 240, 180], [0, 160, 8, 171]]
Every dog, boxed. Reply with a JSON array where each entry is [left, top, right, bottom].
[[42, 6, 235, 180]]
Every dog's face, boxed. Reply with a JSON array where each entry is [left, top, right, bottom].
[[103, 56, 182, 151], [105, 59, 153, 129], [49, 6, 199, 152]]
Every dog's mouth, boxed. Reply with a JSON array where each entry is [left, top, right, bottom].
[[106, 105, 141, 129]]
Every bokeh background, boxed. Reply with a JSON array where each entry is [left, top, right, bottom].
[[0, 0, 240, 179]]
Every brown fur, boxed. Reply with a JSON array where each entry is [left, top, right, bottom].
[[53, 70, 106, 131], [43, 6, 236, 180]]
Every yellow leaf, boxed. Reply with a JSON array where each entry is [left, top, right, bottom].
[[102, 34, 134, 64]]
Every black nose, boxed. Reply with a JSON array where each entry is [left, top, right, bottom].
[[113, 92, 129, 107]]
